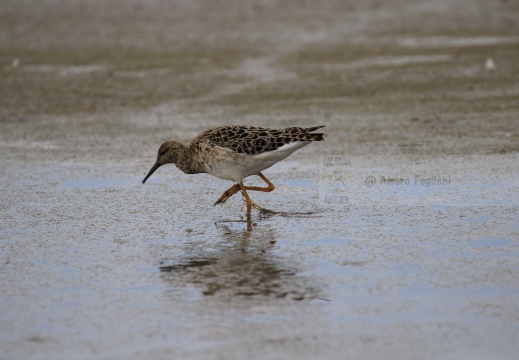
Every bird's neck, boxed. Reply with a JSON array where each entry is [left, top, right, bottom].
[[176, 143, 205, 174]]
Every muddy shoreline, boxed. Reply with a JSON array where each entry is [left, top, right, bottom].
[[1, 1, 518, 359]]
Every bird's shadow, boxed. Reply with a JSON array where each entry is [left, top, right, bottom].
[[159, 220, 324, 300], [214, 208, 326, 229]]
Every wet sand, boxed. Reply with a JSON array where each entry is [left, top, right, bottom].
[[1, 1, 519, 359]]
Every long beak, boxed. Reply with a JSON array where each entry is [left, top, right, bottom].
[[142, 163, 162, 184]]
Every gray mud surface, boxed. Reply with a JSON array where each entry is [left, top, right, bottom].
[[1, 1, 519, 359]]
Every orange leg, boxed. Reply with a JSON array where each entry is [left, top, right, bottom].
[[244, 172, 276, 193], [214, 172, 277, 214], [214, 172, 276, 205], [238, 182, 253, 217], [214, 183, 241, 206], [241, 173, 277, 215]]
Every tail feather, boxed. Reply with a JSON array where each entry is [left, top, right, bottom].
[[306, 125, 326, 141]]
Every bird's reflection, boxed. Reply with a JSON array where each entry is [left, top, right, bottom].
[[159, 220, 321, 300]]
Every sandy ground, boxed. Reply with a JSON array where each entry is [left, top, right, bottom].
[[1, 0, 519, 359]]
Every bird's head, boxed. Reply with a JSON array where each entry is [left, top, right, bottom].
[[142, 140, 184, 184]]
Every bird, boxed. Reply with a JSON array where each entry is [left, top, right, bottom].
[[142, 125, 326, 217]]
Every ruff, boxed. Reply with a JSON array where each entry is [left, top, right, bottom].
[[143, 125, 326, 217]]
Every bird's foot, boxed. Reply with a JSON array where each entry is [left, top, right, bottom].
[[239, 194, 277, 214], [251, 201, 277, 214]]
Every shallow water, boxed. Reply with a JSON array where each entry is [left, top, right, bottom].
[[1, 0, 519, 359], [2, 153, 518, 359]]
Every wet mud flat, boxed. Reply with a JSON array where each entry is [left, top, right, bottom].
[[1, 0, 519, 359]]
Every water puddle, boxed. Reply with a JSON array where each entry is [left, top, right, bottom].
[[22, 64, 108, 76], [395, 36, 519, 48], [324, 55, 453, 71], [470, 237, 513, 248]]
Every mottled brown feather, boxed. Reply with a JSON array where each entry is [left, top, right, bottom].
[[193, 125, 326, 155]]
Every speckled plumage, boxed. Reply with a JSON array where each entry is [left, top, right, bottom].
[[142, 125, 326, 216], [195, 125, 326, 155]]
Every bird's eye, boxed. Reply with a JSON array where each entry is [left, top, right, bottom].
[[159, 150, 167, 156]]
